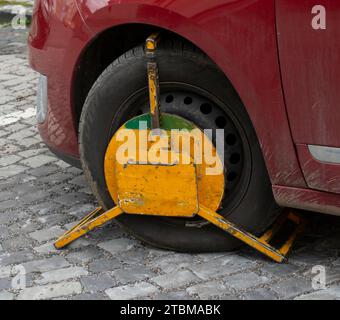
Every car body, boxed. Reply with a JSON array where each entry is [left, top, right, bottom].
[[29, 0, 340, 216]]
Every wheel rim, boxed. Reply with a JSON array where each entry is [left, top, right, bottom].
[[108, 83, 252, 227]]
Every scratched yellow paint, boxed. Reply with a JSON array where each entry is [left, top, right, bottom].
[[104, 115, 225, 213], [116, 151, 199, 217]]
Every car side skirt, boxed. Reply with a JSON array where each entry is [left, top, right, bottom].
[[273, 185, 340, 216]]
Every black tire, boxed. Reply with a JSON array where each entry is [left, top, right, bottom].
[[79, 39, 281, 252]]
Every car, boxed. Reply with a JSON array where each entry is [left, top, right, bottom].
[[28, 0, 340, 252]]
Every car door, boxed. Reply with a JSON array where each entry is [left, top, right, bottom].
[[276, 0, 340, 193]]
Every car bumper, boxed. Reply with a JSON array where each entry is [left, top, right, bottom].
[[28, 0, 91, 162]]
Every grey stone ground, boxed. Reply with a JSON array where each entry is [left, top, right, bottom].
[[0, 25, 340, 300]]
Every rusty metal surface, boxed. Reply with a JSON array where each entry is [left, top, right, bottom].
[[104, 114, 225, 213], [116, 156, 199, 217]]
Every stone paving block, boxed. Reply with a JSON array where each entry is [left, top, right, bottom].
[[22, 117, 37, 126], [98, 238, 136, 255], [0, 164, 26, 179], [89, 223, 125, 242], [20, 155, 56, 169], [33, 242, 58, 255], [289, 248, 332, 266], [0, 266, 12, 279], [1, 143, 21, 155], [195, 252, 231, 262], [7, 128, 36, 141], [66, 238, 92, 250], [0, 130, 8, 138], [81, 274, 116, 292], [189, 255, 256, 281], [0, 108, 35, 126], [0, 190, 13, 202], [148, 253, 199, 273], [28, 165, 58, 177], [103, 247, 147, 267], [105, 282, 159, 300], [37, 266, 88, 285], [29, 202, 63, 217], [151, 270, 201, 290], [53, 192, 90, 205], [0, 154, 22, 166], [187, 280, 229, 299], [78, 187, 92, 195], [39, 172, 73, 185], [88, 258, 122, 273], [18, 148, 44, 159], [49, 184, 73, 195], [0, 251, 34, 267], [69, 175, 88, 187], [3, 122, 27, 133], [67, 203, 98, 218], [23, 256, 70, 274], [112, 266, 157, 284], [242, 288, 278, 300], [18, 281, 82, 300], [0, 200, 18, 213], [9, 220, 40, 235], [29, 226, 64, 243], [0, 224, 14, 239], [0, 278, 12, 291], [12, 183, 38, 195], [272, 277, 313, 299], [1, 235, 31, 250], [147, 248, 171, 259], [21, 190, 51, 203], [66, 247, 103, 264], [37, 214, 68, 227], [219, 293, 240, 300], [0, 96, 15, 104], [0, 73, 17, 81], [224, 271, 271, 291], [262, 262, 300, 278], [54, 160, 71, 168]]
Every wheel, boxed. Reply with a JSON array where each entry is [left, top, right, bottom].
[[79, 38, 281, 252]]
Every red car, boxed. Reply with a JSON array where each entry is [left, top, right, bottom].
[[28, 0, 340, 252]]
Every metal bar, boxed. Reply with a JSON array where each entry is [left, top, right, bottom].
[[60, 207, 103, 238], [197, 205, 287, 263], [54, 206, 123, 249], [146, 33, 161, 130], [279, 215, 305, 256], [259, 212, 288, 243]]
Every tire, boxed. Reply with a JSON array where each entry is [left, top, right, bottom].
[[79, 38, 281, 252]]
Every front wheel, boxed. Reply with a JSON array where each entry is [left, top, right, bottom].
[[79, 39, 281, 252]]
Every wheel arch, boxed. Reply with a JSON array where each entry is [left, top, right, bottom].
[[72, 22, 244, 137]]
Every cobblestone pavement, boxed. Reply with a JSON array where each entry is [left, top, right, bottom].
[[0, 26, 340, 301]]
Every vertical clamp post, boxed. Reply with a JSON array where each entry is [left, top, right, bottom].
[[146, 33, 161, 130]]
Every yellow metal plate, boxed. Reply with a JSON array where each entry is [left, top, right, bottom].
[[104, 114, 225, 214], [116, 153, 198, 217]]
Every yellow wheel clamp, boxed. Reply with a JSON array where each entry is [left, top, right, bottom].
[[54, 33, 305, 263]]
